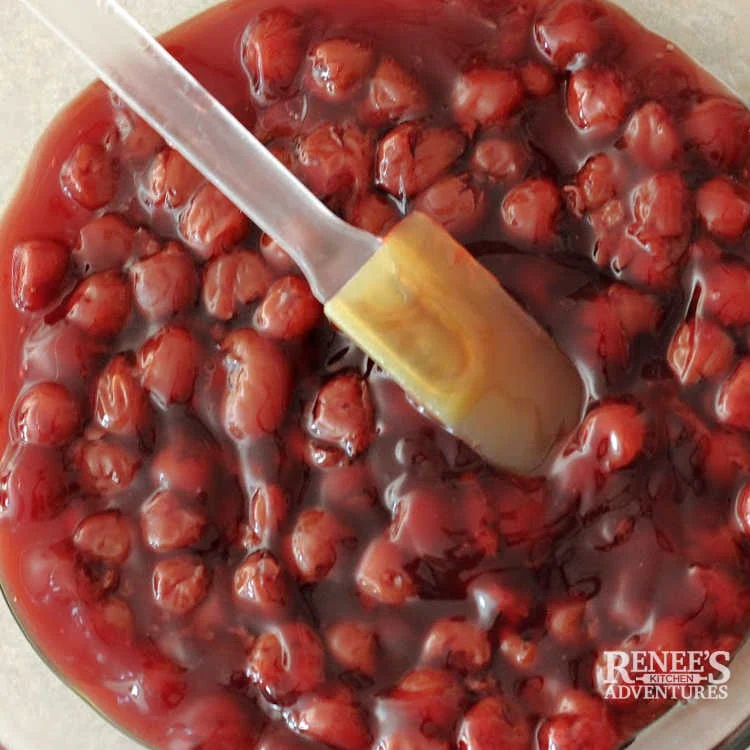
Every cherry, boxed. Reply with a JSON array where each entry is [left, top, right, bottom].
[[234, 550, 288, 613], [22, 321, 100, 382], [379, 729, 449, 750], [11, 240, 69, 311], [114, 106, 165, 163], [73, 214, 137, 274], [421, 617, 490, 672], [243, 484, 288, 548], [700, 261, 750, 326], [346, 192, 400, 235], [696, 177, 750, 242], [468, 574, 531, 629], [146, 148, 202, 208], [66, 271, 132, 339], [170, 694, 259, 750], [293, 691, 372, 750], [94, 354, 150, 436], [150, 431, 216, 495], [385, 668, 463, 731], [243, 9, 306, 101], [73, 510, 132, 564], [326, 620, 377, 676], [567, 66, 632, 137], [622, 101, 681, 169], [307, 38, 374, 102], [457, 696, 531, 750], [500, 178, 561, 245], [537, 712, 618, 750], [546, 597, 587, 645], [534, 0, 610, 69], [254, 276, 323, 339], [138, 326, 201, 406], [414, 174, 486, 237], [451, 68, 525, 133], [179, 184, 250, 260], [356, 535, 415, 605], [716, 358, 750, 430], [12, 382, 79, 446], [376, 122, 465, 198], [471, 137, 530, 185], [60, 143, 117, 209], [571, 153, 622, 213], [308, 372, 375, 457], [0, 445, 67, 521], [574, 402, 646, 471], [358, 57, 429, 126], [667, 318, 735, 385], [498, 629, 538, 670], [131, 242, 198, 320], [141, 490, 207, 551], [683, 96, 750, 169], [202, 251, 274, 321], [520, 61, 556, 97], [73, 436, 141, 496], [246, 622, 325, 704], [735, 482, 750, 537], [259, 233, 297, 273], [297, 121, 374, 198], [221, 329, 292, 439], [152, 555, 210, 615], [290, 508, 354, 583], [91, 596, 136, 646]]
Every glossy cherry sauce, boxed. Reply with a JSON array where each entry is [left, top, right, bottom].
[[1, 0, 750, 748]]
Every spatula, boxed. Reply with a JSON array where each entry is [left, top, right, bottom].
[[19, 0, 584, 475]]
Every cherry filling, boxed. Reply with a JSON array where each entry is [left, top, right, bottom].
[[2, 0, 750, 749]]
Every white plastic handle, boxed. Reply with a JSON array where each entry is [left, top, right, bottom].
[[18, 0, 380, 301]]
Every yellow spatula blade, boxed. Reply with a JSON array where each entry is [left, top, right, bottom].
[[324, 212, 584, 475]]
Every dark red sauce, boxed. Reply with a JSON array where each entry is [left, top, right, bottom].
[[1, 0, 750, 748]]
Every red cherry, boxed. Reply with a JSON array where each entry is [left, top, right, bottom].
[[0, 445, 67, 521], [567, 66, 632, 137], [67, 271, 132, 339], [457, 696, 531, 750], [421, 617, 490, 672], [308, 372, 375, 457], [246, 622, 325, 704], [451, 67, 524, 133], [290, 508, 354, 583], [546, 598, 587, 646], [414, 174, 486, 237], [297, 122, 374, 198], [696, 177, 750, 242], [385, 668, 463, 731], [534, 0, 610, 69], [73, 436, 141, 495], [254, 276, 322, 339], [376, 122, 465, 198], [667, 318, 735, 385], [293, 692, 372, 750], [307, 38, 374, 102], [179, 184, 250, 260], [131, 242, 198, 320], [94, 354, 150, 436], [622, 101, 681, 169], [500, 178, 561, 245], [150, 431, 216, 495], [575, 402, 646, 471], [141, 490, 207, 551], [152, 555, 210, 615], [171, 694, 259, 750], [221, 329, 292, 439], [243, 9, 306, 101], [60, 143, 118, 210], [13, 382, 79, 446], [12, 240, 69, 311], [326, 620, 377, 676], [73, 510, 132, 564], [520, 61, 555, 97], [146, 148, 202, 208], [701, 261, 750, 326], [684, 96, 750, 169], [356, 535, 415, 605], [537, 712, 618, 750], [346, 193, 400, 236], [202, 251, 274, 321], [716, 358, 750, 430], [358, 57, 429, 126], [74, 214, 137, 274], [233, 550, 288, 613], [138, 326, 201, 406], [471, 137, 530, 185]]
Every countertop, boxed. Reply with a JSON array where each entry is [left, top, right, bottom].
[[0, 1, 749, 749]]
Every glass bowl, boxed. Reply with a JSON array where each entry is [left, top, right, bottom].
[[0, 1, 748, 748]]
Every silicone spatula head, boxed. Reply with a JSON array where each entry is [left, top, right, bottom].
[[325, 212, 585, 475]]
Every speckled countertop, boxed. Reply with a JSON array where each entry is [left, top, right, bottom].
[[0, 1, 749, 749]]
